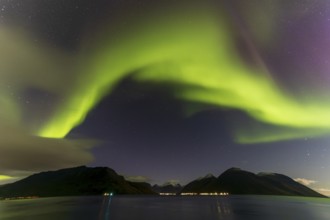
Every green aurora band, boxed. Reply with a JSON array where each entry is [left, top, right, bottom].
[[37, 4, 330, 143], [0, 175, 13, 181]]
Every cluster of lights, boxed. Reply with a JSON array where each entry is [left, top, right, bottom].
[[180, 192, 198, 196], [199, 192, 229, 196], [159, 193, 176, 196], [180, 192, 229, 196], [103, 192, 113, 196]]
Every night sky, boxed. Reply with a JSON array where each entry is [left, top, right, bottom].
[[1, 0, 330, 196]]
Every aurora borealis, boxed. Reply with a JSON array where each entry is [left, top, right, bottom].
[[1, 0, 330, 195], [32, 1, 330, 143]]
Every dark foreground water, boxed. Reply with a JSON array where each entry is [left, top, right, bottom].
[[1, 195, 330, 220]]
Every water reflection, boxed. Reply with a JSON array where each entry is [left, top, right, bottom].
[[1, 195, 330, 220], [98, 194, 113, 220], [98, 196, 107, 220], [216, 197, 232, 219]]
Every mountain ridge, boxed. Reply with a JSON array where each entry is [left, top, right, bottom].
[[0, 166, 155, 198], [0, 166, 326, 198], [181, 167, 326, 198]]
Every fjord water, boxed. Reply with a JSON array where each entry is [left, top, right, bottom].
[[1, 195, 330, 220]]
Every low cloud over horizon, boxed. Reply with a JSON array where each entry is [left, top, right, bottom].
[[294, 178, 317, 186]]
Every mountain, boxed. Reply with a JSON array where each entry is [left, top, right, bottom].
[[181, 168, 326, 198], [0, 166, 155, 198], [181, 174, 217, 193], [152, 183, 183, 194], [0, 166, 325, 198]]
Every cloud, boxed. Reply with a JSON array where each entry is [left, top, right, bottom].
[[0, 25, 99, 179], [294, 178, 317, 186], [315, 188, 330, 196], [124, 175, 151, 183], [0, 123, 96, 178]]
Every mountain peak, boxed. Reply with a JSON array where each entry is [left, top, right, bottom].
[[258, 172, 276, 176], [226, 167, 242, 172], [182, 168, 326, 198], [0, 166, 155, 197]]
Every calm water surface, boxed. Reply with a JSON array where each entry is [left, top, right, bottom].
[[1, 195, 330, 220]]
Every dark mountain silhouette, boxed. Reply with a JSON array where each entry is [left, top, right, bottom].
[[0, 166, 325, 198], [181, 173, 217, 193], [181, 168, 326, 198], [0, 166, 155, 198]]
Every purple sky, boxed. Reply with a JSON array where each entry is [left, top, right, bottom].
[[1, 0, 330, 196]]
